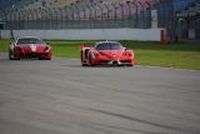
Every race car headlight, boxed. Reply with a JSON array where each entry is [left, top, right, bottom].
[[124, 52, 131, 57], [44, 46, 48, 51], [99, 52, 105, 56], [91, 53, 95, 58], [94, 53, 99, 57], [91, 52, 99, 58], [44, 46, 51, 52]]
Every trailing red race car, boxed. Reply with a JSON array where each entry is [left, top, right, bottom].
[[8, 36, 52, 60], [80, 41, 135, 66]]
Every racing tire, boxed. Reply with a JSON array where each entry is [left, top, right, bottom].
[[38, 58, 44, 60], [89, 54, 95, 67], [8, 50, 14, 60], [127, 64, 133, 67], [45, 58, 51, 60], [81, 63, 88, 67]]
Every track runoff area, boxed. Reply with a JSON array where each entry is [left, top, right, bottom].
[[0, 53, 200, 134]]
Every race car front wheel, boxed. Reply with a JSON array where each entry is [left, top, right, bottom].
[[127, 64, 133, 67], [89, 53, 95, 66], [8, 49, 14, 60]]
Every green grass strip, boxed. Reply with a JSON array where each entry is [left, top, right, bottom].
[[1, 39, 200, 70]]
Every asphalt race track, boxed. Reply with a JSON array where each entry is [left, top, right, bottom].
[[0, 53, 200, 134]]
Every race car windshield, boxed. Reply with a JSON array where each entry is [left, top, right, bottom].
[[17, 38, 44, 45], [95, 43, 124, 50]]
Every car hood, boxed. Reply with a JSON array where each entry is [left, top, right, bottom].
[[16, 44, 48, 53], [97, 50, 125, 58]]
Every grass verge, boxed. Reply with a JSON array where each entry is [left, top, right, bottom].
[[0, 39, 200, 70]]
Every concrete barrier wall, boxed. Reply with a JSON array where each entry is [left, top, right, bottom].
[[0, 28, 164, 41]]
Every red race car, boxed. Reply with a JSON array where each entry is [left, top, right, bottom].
[[9, 36, 52, 60], [80, 41, 135, 66]]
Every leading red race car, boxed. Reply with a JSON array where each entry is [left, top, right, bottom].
[[80, 41, 135, 66], [9, 36, 52, 60]]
